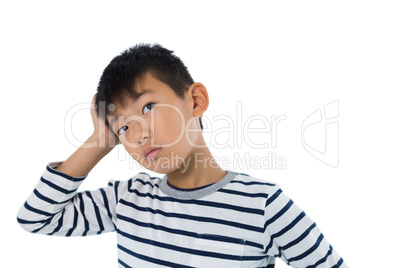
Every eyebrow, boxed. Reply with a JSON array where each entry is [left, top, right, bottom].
[[132, 88, 154, 101], [108, 88, 153, 127]]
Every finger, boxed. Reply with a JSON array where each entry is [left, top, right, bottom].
[[91, 94, 97, 109]]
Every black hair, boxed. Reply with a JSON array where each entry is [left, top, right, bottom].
[[95, 43, 203, 133]]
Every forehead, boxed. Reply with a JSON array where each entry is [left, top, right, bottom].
[[110, 72, 160, 113], [107, 88, 152, 123], [107, 71, 184, 125]]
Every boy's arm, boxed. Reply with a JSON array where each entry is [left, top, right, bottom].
[[55, 93, 119, 178], [17, 162, 118, 236], [17, 94, 122, 236], [263, 184, 348, 268], [55, 134, 113, 178]]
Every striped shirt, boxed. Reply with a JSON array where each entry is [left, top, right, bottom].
[[17, 161, 347, 268]]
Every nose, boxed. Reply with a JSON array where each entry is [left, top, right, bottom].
[[124, 115, 150, 147]]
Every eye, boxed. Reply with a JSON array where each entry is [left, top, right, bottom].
[[117, 126, 128, 136], [143, 102, 155, 114]]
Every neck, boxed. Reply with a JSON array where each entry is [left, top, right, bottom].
[[166, 139, 227, 189]]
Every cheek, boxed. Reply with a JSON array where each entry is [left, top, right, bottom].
[[123, 144, 141, 161], [152, 106, 187, 144]]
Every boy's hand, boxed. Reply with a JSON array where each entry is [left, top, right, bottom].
[[53, 94, 119, 177], [91, 94, 120, 148]]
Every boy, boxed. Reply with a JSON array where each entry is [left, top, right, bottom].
[[17, 44, 347, 267]]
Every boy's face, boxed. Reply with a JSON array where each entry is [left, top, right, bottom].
[[108, 71, 203, 174]]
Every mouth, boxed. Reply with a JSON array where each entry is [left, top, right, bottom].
[[144, 147, 162, 160]]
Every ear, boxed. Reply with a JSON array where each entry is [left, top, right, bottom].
[[187, 82, 209, 118]]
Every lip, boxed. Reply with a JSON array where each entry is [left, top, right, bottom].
[[144, 147, 162, 160]]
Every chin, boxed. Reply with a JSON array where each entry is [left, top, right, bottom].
[[131, 151, 188, 174]]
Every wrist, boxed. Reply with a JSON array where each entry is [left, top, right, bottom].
[[85, 133, 115, 152]]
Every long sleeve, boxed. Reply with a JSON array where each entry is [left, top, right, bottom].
[[263, 184, 348, 267], [17, 161, 119, 236]]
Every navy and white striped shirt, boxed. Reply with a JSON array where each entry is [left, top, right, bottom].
[[17, 161, 347, 268]]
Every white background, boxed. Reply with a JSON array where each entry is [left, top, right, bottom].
[[1, 1, 401, 267]]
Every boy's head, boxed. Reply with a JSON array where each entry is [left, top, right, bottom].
[[95, 44, 209, 173], [95, 43, 203, 131]]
